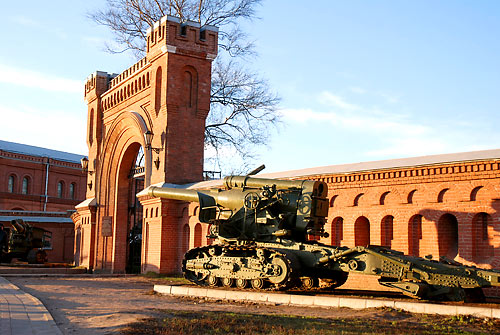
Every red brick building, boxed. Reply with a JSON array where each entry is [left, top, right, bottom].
[[0, 140, 86, 262], [73, 15, 218, 273], [74, 15, 500, 287]]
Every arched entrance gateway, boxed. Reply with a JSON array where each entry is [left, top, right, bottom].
[[74, 16, 218, 273]]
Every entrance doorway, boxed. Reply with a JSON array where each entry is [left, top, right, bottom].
[[126, 146, 144, 273]]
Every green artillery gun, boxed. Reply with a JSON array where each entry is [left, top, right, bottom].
[[0, 219, 52, 264], [149, 174, 500, 301]]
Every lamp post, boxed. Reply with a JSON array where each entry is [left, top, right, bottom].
[[144, 130, 163, 169]]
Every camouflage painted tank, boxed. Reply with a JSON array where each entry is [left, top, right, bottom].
[[148, 173, 500, 301]]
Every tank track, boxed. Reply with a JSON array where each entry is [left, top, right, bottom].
[[182, 244, 299, 291]]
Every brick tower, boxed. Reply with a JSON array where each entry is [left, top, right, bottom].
[[74, 16, 218, 273]]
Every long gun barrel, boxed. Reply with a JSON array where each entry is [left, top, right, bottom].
[[11, 219, 28, 233]]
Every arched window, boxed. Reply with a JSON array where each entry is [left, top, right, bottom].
[[329, 195, 338, 208], [408, 215, 423, 256], [155, 67, 162, 115], [353, 193, 364, 206], [194, 223, 202, 248], [331, 217, 343, 246], [354, 216, 370, 246], [381, 215, 394, 248], [437, 188, 449, 203], [182, 224, 190, 252], [407, 189, 417, 204], [22, 177, 29, 194], [69, 183, 76, 200], [379, 191, 390, 205], [8, 175, 15, 193], [89, 108, 94, 146], [470, 186, 483, 201], [57, 181, 64, 198], [437, 214, 458, 259]]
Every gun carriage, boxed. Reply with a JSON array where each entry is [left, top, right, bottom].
[[149, 173, 500, 301]]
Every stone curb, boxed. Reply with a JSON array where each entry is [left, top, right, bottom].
[[154, 284, 500, 319]]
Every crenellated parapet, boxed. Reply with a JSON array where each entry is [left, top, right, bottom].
[[84, 71, 117, 102], [147, 15, 218, 60]]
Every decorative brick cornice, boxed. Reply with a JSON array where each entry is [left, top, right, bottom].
[[306, 159, 500, 188]]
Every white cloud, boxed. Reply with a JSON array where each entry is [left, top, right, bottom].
[[0, 104, 87, 154], [279, 90, 458, 159], [281, 107, 429, 137], [318, 92, 360, 111], [365, 138, 448, 157], [0, 64, 82, 93]]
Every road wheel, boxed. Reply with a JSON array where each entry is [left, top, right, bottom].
[[251, 278, 266, 290], [236, 278, 248, 289]]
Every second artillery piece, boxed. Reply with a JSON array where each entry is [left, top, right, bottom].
[[148, 174, 500, 301], [0, 219, 52, 264]]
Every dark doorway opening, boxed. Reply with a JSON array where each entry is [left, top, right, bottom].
[[126, 146, 144, 273]]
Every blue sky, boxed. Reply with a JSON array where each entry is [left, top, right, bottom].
[[1, 1, 499, 173]]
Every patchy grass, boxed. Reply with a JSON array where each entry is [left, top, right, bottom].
[[120, 309, 499, 335]]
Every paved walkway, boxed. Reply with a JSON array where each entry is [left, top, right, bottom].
[[0, 276, 62, 335]]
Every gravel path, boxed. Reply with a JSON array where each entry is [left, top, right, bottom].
[[6, 276, 383, 334]]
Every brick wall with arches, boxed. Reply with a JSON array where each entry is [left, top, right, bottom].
[[299, 152, 500, 294]]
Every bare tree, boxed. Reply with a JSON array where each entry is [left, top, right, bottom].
[[90, 0, 280, 173]]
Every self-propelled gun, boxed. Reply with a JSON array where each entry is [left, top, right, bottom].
[[148, 175, 500, 301]]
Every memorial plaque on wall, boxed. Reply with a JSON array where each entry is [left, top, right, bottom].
[[102, 216, 113, 236]]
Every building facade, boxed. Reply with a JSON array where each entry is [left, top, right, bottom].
[[0, 140, 86, 262], [73, 15, 218, 273]]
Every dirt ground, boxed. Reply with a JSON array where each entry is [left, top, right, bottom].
[[6, 276, 498, 334]]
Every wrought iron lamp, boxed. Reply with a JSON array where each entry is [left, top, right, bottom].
[[80, 157, 94, 175], [144, 130, 163, 169]]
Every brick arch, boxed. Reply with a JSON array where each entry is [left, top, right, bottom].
[[472, 212, 494, 262], [97, 111, 151, 273], [112, 142, 143, 273], [7, 173, 18, 193], [21, 174, 32, 194], [182, 224, 190, 253], [102, 111, 152, 188], [353, 193, 364, 206], [354, 216, 370, 246], [407, 189, 417, 204], [470, 186, 483, 201], [194, 223, 202, 248], [380, 215, 394, 248], [181, 65, 198, 111], [437, 188, 449, 203], [379, 191, 390, 205], [329, 195, 338, 207], [154, 66, 162, 116], [408, 214, 423, 256], [437, 213, 458, 259], [331, 216, 343, 246]]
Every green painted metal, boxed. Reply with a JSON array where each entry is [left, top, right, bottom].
[[149, 175, 500, 301], [0, 219, 51, 264]]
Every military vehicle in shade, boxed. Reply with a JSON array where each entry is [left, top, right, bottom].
[[0, 219, 52, 264], [148, 172, 500, 302]]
